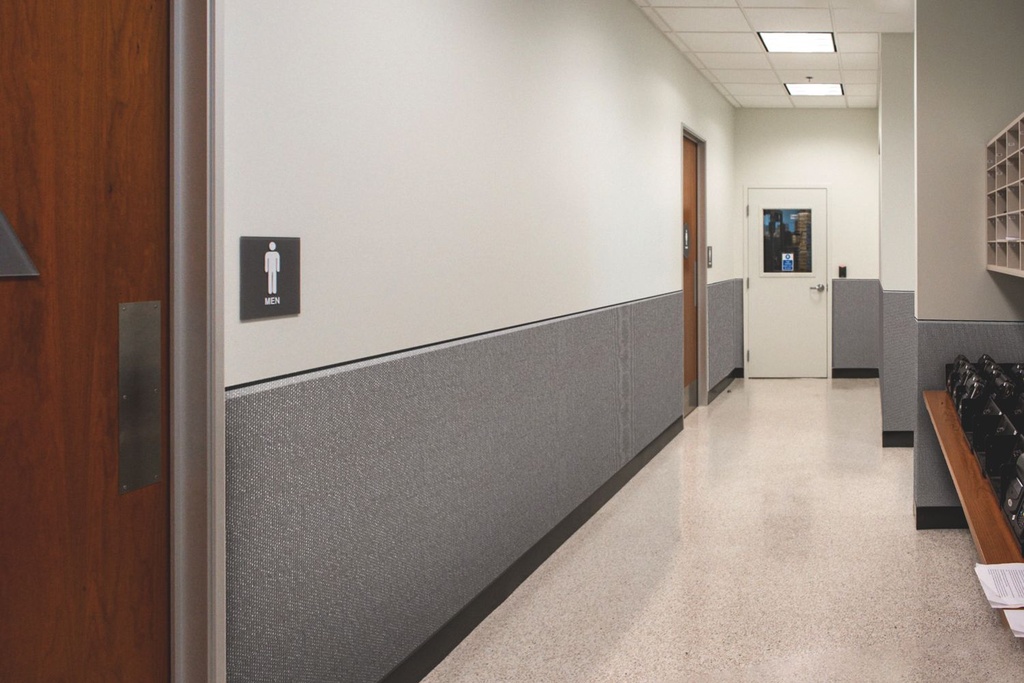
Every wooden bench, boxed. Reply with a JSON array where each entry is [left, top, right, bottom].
[[923, 390, 1023, 564]]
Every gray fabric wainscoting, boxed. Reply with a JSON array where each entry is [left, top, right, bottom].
[[831, 279, 880, 371], [916, 320, 1024, 525], [225, 293, 683, 683], [880, 290, 916, 434], [708, 278, 743, 391]]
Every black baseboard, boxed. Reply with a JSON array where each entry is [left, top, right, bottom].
[[832, 368, 880, 379], [381, 416, 685, 683], [708, 377, 733, 404], [708, 369, 744, 405], [882, 431, 914, 448], [915, 505, 968, 530]]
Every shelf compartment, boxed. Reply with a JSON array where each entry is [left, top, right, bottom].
[[988, 217, 998, 241], [988, 242, 998, 266], [1008, 155, 1020, 185], [989, 143, 998, 168], [1009, 241, 1022, 270], [1009, 213, 1021, 241], [996, 188, 1007, 215], [996, 136, 1007, 164], [1009, 126, 1021, 157], [1009, 185, 1021, 213]]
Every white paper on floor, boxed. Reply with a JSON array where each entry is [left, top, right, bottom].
[[975, 563, 1024, 609], [1005, 610, 1024, 638]]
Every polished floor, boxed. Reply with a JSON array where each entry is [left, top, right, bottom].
[[424, 379, 1024, 682]]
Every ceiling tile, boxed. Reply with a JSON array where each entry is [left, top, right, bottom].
[[834, 32, 879, 53], [649, 0, 738, 6], [830, 0, 911, 9], [841, 52, 879, 69], [674, 32, 764, 52], [725, 83, 789, 96], [767, 53, 840, 71], [833, 9, 913, 32], [846, 95, 879, 108], [735, 95, 794, 108], [654, 8, 751, 32], [632, 0, 649, 6], [711, 69, 782, 84], [775, 69, 842, 83], [791, 96, 848, 108], [841, 69, 878, 83], [696, 52, 772, 70], [843, 83, 878, 97], [738, 0, 829, 6], [641, 7, 671, 32], [741, 8, 833, 32]]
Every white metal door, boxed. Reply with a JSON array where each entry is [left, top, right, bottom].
[[746, 188, 828, 378]]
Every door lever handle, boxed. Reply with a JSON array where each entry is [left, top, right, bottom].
[[810, 284, 825, 292]]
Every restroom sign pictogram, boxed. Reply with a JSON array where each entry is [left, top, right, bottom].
[[781, 252, 794, 272], [240, 236, 300, 320]]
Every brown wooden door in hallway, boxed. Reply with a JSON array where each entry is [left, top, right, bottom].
[[0, 2, 171, 680], [682, 136, 699, 414]]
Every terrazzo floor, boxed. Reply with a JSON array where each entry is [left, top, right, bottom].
[[423, 379, 1024, 682]]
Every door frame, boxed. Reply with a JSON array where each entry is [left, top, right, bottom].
[[171, 1, 224, 681], [742, 185, 833, 379], [683, 126, 710, 407]]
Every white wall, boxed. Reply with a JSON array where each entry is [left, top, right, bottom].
[[916, 0, 1024, 320], [219, 0, 736, 386], [879, 33, 915, 292], [735, 109, 880, 280]]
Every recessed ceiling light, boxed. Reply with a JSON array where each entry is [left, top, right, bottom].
[[759, 32, 836, 53], [786, 83, 844, 96]]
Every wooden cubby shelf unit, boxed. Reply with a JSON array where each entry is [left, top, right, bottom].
[[987, 113, 1024, 278], [923, 391, 1024, 565]]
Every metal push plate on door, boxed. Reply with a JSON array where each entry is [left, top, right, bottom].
[[0, 210, 39, 278], [118, 301, 162, 494]]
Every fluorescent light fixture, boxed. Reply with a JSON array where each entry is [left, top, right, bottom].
[[786, 83, 844, 96], [759, 32, 836, 53]]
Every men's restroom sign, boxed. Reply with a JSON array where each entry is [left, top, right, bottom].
[[240, 237, 300, 320], [781, 252, 794, 272]]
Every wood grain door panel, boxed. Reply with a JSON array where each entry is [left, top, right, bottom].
[[0, 2, 170, 680], [683, 137, 699, 389]]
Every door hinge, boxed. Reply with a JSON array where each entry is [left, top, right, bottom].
[[747, 349, 750, 362], [746, 277, 749, 289], [746, 205, 749, 217]]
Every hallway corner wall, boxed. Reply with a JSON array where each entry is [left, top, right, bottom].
[[878, 33, 916, 443]]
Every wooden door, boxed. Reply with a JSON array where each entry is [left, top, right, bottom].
[[682, 137, 699, 413], [0, 3, 171, 680]]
